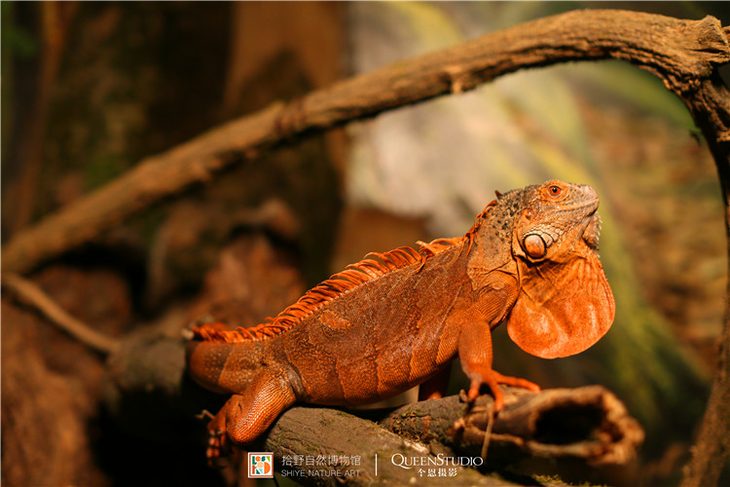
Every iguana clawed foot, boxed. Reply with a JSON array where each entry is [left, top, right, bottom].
[[206, 428, 230, 466], [467, 369, 540, 411]]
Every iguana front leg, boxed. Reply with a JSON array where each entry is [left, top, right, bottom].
[[455, 271, 540, 410], [458, 321, 540, 411], [458, 302, 540, 412], [206, 368, 297, 460]]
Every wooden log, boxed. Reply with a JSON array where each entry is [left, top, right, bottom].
[[381, 386, 644, 467], [249, 386, 642, 486]]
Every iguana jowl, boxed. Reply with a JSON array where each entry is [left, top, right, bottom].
[[186, 180, 615, 458]]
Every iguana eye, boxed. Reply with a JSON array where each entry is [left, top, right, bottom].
[[548, 185, 562, 197]]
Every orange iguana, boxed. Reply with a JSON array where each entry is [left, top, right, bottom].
[[186, 180, 615, 459]]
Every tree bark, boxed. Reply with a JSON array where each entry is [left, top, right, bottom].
[[254, 386, 641, 486], [380, 386, 643, 468], [96, 325, 641, 486], [2, 8, 729, 486], [257, 404, 509, 486]]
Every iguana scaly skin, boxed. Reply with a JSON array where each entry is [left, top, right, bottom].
[[186, 180, 615, 458]]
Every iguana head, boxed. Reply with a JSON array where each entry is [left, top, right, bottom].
[[512, 180, 601, 262], [505, 180, 615, 359]]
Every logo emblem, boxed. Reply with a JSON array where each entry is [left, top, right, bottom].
[[248, 452, 274, 478]]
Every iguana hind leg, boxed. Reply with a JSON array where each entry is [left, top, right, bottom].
[[418, 366, 451, 401], [206, 368, 296, 461]]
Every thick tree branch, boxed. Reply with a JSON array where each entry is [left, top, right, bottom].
[[380, 387, 644, 468], [257, 404, 509, 486], [679, 76, 730, 486], [254, 387, 641, 486], [100, 329, 640, 485], [3, 10, 728, 275]]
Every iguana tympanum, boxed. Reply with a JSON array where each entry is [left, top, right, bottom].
[[186, 180, 615, 458]]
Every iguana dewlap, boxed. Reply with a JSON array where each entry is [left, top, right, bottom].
[[186, 180, 615, 458]]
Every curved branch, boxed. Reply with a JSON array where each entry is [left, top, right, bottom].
[[2, 10, 728, 275]]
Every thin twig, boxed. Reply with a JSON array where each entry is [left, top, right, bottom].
[[480, 402, 494, 462], [2, 273, 120, 355]]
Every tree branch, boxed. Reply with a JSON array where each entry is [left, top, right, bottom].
[[380, 386, 644, 468], [679, 74, 730, 486], [1, 272, 120, 354], [3, 10, 728, 275], [254, 387, 641, 486], [99, 327, 640, 485]]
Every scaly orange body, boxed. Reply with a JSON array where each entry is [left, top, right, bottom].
[[186, 180, 615, 459]]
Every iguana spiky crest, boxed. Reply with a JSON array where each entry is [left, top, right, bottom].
[[191, 201, 497, 343]]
